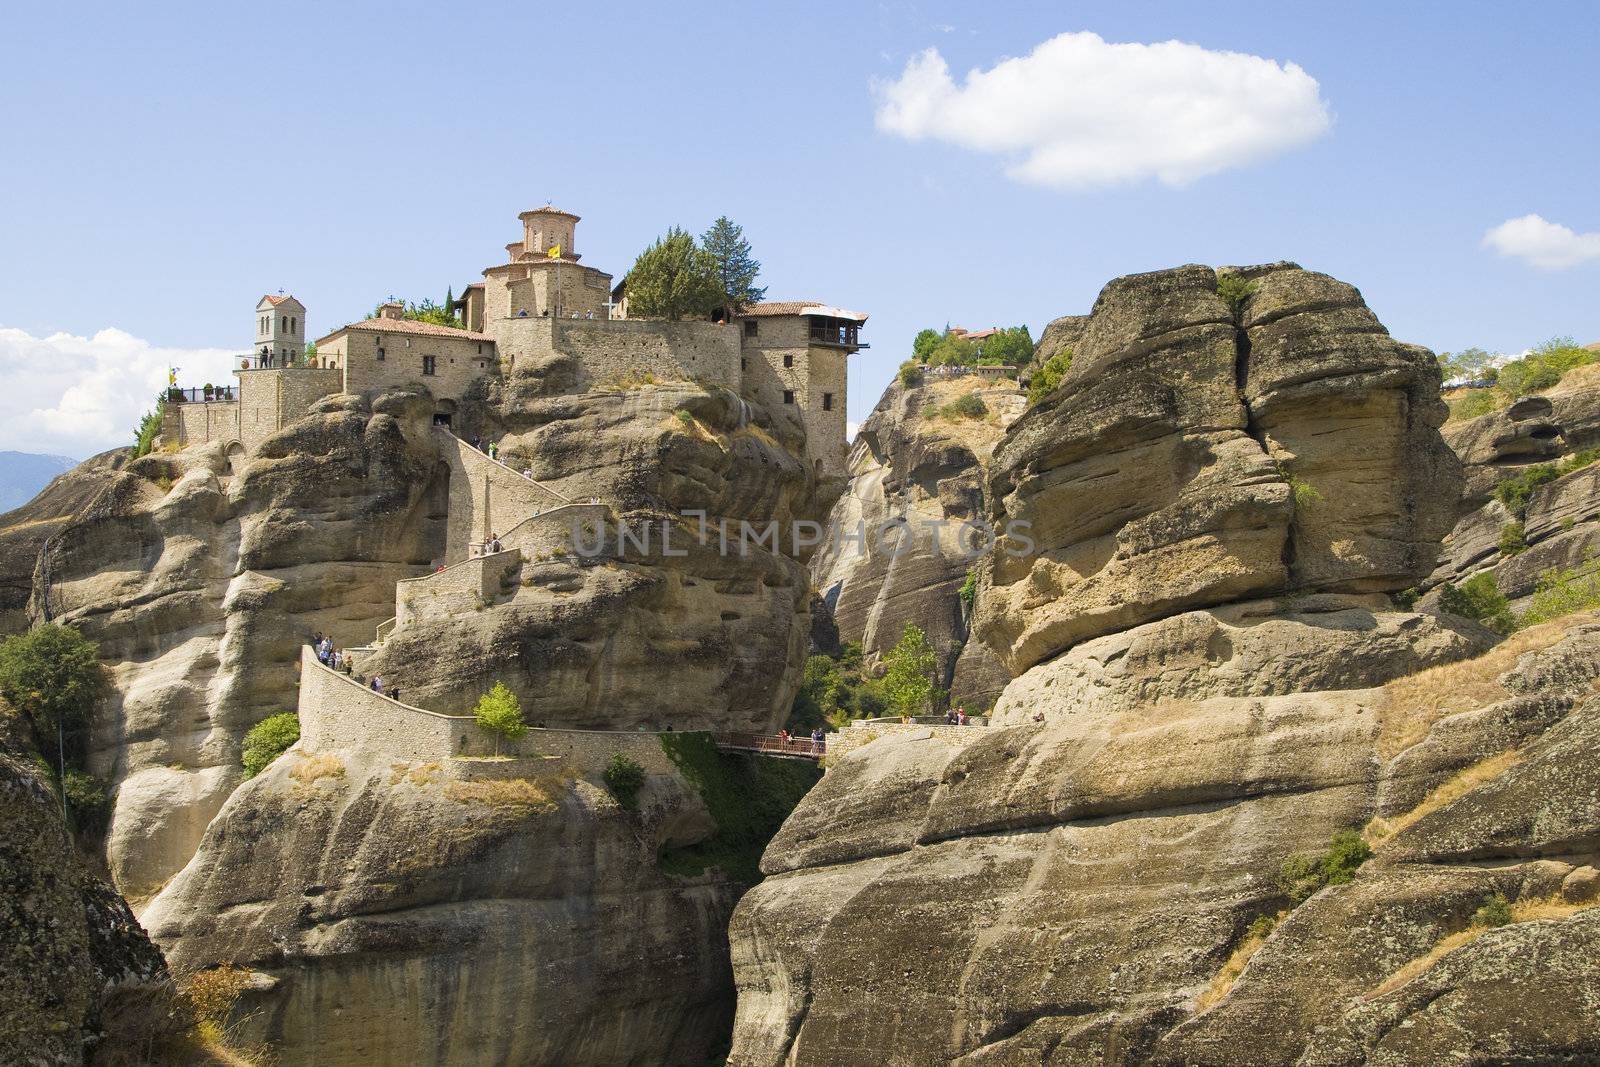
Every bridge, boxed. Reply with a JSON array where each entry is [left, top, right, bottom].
[[713, 732, 825, 762]]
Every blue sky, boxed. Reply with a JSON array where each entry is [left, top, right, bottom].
[[1, 0, 1596, 456]]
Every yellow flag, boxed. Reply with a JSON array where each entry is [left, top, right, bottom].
[[548, 244, 561, 259], [168, 367, 177, 387]]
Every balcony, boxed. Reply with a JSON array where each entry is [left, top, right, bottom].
[[807, 318, 868, 350], [165, 386, 236, 403]]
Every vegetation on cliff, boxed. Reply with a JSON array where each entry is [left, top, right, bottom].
[[657, 731, 819, 884], [1445, 336, 1598, 421], [240, 712, 299, 779]]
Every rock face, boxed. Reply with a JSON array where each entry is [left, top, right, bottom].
[[359, 381, 821, 732], [1431, 382, 1600, 605], [976, 263, 1459, 675], [811, 373, 1025, 708], [726, 264, 1600, 1065], [35, 390, 450, 899], [727, 617, 1600, 1065], [0, 710, 167, 1066], [0, 448, 129, 635], [142, 741, 740, 1067]]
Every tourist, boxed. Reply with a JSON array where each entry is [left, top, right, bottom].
[[390, 687, 401, 703], [778, 729, 790, 748], [957, 705, 967, 726], [470, 433, 482, 450], [487, 441, 497, 460], [371, 676, 383, 694], [522, 467, 534, 479], [811, 727, 823, 754]]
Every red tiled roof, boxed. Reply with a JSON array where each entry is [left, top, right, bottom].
[[735, 301, 822, 317], [259, 294, 301, 307], [315, 316, 495, 345]]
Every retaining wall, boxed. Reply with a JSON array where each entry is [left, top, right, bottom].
[[824, 721, 993, 763], [394, 549, 521, 629], [438, 429, 569, 563], [295, 646, 678, 774], [493, 317, 741, 392]]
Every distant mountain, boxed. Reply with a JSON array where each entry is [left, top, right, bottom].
[[0, 451, 79, 513]]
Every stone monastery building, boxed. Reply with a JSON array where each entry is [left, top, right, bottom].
[[164, 206, 867, 475]]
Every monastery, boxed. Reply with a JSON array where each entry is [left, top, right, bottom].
[[163, 206, 867, 476]]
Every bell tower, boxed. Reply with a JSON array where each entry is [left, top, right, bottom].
[[255, 293, 307, 365]]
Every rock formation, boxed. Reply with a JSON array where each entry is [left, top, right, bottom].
[[141, 740, 743, 1067], [976, 263, 1459, 675], [1430, 381, 1600, 607], [727, 265, 1600, 1065], [0, 708, 168, 1065], [811, 373, 1025, 710], [0, 448, 128, 635]]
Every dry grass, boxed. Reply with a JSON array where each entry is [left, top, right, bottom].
[[1193, 918, 1281, 1012], [1549, 361, 1600, 394], [1365, 896, 1600, 1001], [288, 752, 345, 784], [387, 761, 441, 786], [443, 776, 559, 811], [1365, 748, 1523, 846], [732, 423, 781, 449], [1375, 617, 1581, 758]]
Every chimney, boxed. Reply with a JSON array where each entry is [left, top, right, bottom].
[[378, 301, 404, 321]]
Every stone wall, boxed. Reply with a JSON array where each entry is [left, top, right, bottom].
[[498, 502, 611, 559], [236, 367, 344, 453], [295, 646, 677, 772], [166, 400, 239, 448], [493, 317, 742, 392], [504, 263, 612, 320], [394, 549, 521, 629], [739, 316, 849, 476], [336, 330, 496, 409], [438, 429, 569, 563]]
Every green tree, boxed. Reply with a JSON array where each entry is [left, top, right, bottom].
[[0, 624, 106, 788], [700, 216, 766, 313], [241, 712, 300, 778], [373, 297, 464, 330], [1437, 347, 1496, 384], [473, 681, 527, 756], [133, 402, 163, 457], [880, 623, 939, 719], [978, 326, 1033, 366], [928, 333, 977, 367], [625, 227, 724, 320], [1027, 349, 1074, 406], [911, 328, 942, 364]]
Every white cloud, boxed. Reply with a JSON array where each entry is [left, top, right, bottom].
[[873, 31, 1331, 190], [1483, 214, 1600, 270], [0, 325, 238, 456]]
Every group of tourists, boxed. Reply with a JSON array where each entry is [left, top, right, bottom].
[[944, 705, 972, 726], [308, 632, 398, 702], [775, 728, 827, 754]]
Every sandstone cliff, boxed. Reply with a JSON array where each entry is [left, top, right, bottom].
[[727, 265, 1600, 1065], [812, 373, 1024, 710], [140, 738, 749, 1066]]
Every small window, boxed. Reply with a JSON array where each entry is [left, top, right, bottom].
[[377, 346, 386, 361], [783, 353, 793, 368], [744, 320, 758, 338], [423, 355, 437, 376], [823, 392, 834, 411], [783, 389, 794, 405], [741, 357, 748, 371]]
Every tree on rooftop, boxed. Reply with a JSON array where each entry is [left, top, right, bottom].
[[625, 227, 724, 321], [701, 216, 766, 314]]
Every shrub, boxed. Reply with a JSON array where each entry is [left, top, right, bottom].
[[788, 641, 883, 733], [1474, 892, 1513, 928], [240, 712, 299, 778], [1497, 337, 1596, 399], [1216, 273, 1257, 312], [1026, 349, 1073, 406], [603, 753, 647, 809], [898, 361, 925, 388], [958, 570, 978, 609], [1447, 389, 1502, 422], [1439, 572, 1515, 633], [674, 408, 694, 425], [1277, 829, 1372, 906], [1519, 561, 1600, 628], [1286, 475, 1321, 511], [1394, 587, 1420, 610], [473, 682, 527, 756], [1246, 914, 1279, 940], [939, 392, 988, 420], [62, 769, 109, 831], [1499, 522, 1528, 556]]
